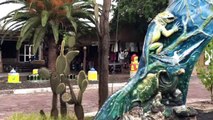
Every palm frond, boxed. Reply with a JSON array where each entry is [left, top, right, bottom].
[[20, 16, 40, 37], [41, 10, 50, 27], [1, 0, 98, 48], [67, 17, 77, 32], [2, 21, 21, 34], [72, 10, 96, 25], [32, 26, 46, 55], [49, 20, 59, 44], [43, 0, 52, 10], [0, 0, 21, 5], [13, 11, 31, 21], [1, 18, 13, 30], [16, 28, 33, 49]]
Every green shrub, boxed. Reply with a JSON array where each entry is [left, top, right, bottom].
[[196, 41, 213, 102], [197, 63, 213, 101]]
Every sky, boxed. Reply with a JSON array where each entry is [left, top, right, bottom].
[[0, 2, 23, 20], [0, 0, 116, 21]]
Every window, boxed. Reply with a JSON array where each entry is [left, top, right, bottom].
[[18, 44, 40, 62]]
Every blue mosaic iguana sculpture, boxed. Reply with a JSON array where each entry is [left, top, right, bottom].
[[95, 0, 213, 119]]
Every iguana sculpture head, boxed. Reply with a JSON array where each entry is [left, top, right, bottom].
[[155, 10, 176, 24]]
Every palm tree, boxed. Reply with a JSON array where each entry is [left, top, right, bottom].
[[0, 0, 96, 71], [0, 0, 96, 118]]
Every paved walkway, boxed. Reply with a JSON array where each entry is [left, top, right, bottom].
[[0, 83, 126, 120], [187, 76, 210, 103], [0, 76, 210, 120]]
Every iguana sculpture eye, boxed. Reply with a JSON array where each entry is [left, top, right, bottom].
[[161, 11, 176, 23], [167, 16, 175, 21]]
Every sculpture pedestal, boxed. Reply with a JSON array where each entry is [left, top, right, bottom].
[[120, 106, 198, 120], [119, 93, 198, 120]]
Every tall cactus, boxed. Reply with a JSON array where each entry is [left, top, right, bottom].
[[39, 67, 60, 119], [39, 33, 88, 120]]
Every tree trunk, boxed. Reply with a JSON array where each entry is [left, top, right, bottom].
[[60, 91, 67, 117], [48, 38, 59, 118], [74, 104, 84, 120], [211, 86, 213, 103], [48, 38, 57, 72], [98, 0, 111, 108], [199, 52, 205, 66], [51, 92, 59, 119], [60, 77, 67, 117], [0, 50, 3, 72]]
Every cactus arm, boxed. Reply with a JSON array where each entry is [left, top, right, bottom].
[[77, 90, 83, 104], [62, 92, 75, 104], [66, 80, 77, 103]]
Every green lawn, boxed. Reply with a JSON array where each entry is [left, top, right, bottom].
[[7, 113, 94, 120]]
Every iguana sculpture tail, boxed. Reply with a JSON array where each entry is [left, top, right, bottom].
[[94, 74, 140, 119], [95, 72, 157, 120]]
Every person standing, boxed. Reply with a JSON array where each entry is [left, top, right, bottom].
[[118, 50, 125, 64], [124, 49, 130, 68]]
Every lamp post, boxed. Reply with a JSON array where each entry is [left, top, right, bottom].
[[83, 46, 87, 71]]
